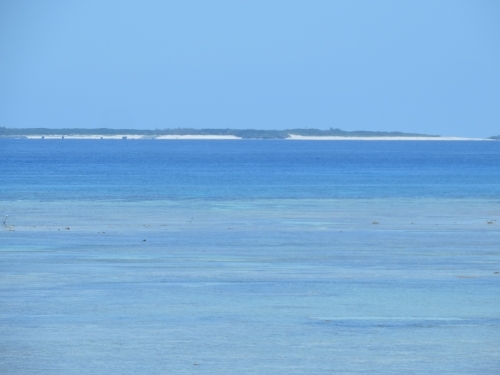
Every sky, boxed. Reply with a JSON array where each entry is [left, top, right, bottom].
[[0, 1, 499, 137]]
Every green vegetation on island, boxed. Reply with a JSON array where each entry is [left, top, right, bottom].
[[0, 127, 439, 139], [286, 128, 438, 137]]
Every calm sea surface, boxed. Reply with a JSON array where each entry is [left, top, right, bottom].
[[1, 140, 499, 374]]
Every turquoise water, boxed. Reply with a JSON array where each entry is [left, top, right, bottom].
[[2, 140, 500, 200], [1, 140, 500, 374]]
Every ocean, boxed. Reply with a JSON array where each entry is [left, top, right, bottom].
[[1, 139, 499, 374]]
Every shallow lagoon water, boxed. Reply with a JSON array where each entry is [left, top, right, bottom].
[[1, 140, 500, 374]]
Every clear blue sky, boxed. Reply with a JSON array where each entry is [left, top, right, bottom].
[[1, 1, 499, 136]]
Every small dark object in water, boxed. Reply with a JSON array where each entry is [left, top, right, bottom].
[[373, 221, 379, 225], [65, 227, 70, 230], [143, 239, 146, 242]]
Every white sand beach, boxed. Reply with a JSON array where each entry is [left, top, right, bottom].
[[286, 134, 491, 141], [22, 134, 493, 141], [26, 135, 145, 139], [155, 135, 240, 140], [25, 134, 241, 140]]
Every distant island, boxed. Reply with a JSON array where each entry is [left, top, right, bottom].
[[0, 127, 439, 139], [490, 135, 500, 140]]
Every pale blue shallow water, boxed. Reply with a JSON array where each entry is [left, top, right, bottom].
[[1, 140, 500, 374]]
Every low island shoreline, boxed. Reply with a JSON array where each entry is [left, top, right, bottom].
[[0, 127, 495, 140], [10, 135, 492, 141]]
